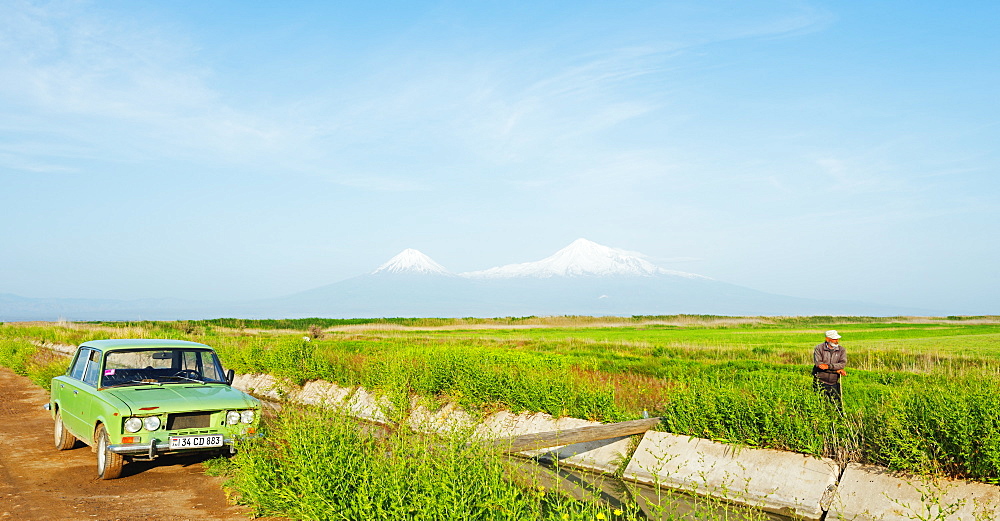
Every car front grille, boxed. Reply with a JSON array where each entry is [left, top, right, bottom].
[[167, 411, 215, 430]]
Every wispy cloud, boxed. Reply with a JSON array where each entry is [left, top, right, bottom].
[[0, 0, 836, 192], [0, 150, 78, 174], [0, 1, 306, 173], [335, 174, 432, 192]]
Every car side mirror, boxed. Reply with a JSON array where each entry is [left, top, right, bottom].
[[226, 369, 235, 385]]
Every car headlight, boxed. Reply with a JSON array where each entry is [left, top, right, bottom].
[[144, 416, 161, 431], [124, 417, 143, 433], [240, 410, 255, 424], [226, 411, 241, 425]]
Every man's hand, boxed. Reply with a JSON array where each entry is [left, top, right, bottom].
[[836, 369, 847, 376], [818, 364, 829, 370]]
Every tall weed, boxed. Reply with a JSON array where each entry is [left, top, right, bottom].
[[227, 405, 639, 520]]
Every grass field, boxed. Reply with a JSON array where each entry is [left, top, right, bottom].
[[2, 315, 999, 519]]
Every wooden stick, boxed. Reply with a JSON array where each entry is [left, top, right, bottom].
[[482, 417, 662, 454]]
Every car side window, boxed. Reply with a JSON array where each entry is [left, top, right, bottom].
[[82, 349, 102, 387], [69, 348, 90, 380]]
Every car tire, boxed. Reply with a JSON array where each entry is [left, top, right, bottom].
[[96, 424, 124, 480], [54, 411, 77, 450]]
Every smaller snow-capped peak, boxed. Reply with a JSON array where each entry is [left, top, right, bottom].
[[372, 249, 452, 276], [461, 238, 708, 279]]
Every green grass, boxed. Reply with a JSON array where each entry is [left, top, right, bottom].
[[213, 319, 1000, 481], [221, 403, 769, 521], [0, 334, 71, 389], [3, 317, 999, 482], [224, 405, 621, 520]]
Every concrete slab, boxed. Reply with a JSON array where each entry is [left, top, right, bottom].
[[406, 404, 440, 432], [529, 416, 636, 475], [538, 435, 634, 475], [827, 463, 1000, 521], [288, 380, 353, 407], [474, 411, 570, 444], [231, 373, 288, 401], [345, 387, 394, 424], [518, 413, 564, 447], [405, 401, 478, 435], [474, 410, 531, 439], [473, 411, 635, 476], [622, 431, 839, 520]]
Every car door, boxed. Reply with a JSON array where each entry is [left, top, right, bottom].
[[56, 348, 94, 439]]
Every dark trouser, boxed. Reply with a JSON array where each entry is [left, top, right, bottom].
[[814, 378, 842, 410]]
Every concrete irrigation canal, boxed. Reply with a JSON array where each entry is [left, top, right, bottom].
[[235, 373, 1000, 521], [506, 454, 789, 520]]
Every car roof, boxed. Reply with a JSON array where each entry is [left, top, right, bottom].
[[79, 339, 213, 351]]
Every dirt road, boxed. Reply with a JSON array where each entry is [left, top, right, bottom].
[[0, 367, 262, 521]]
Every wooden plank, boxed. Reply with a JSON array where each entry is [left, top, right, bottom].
[[482, 417, 662, 454]]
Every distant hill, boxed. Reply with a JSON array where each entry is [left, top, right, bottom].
[[0, 293, 214, 322], [250, 238, 933, 318], [0, 239, 937, 321]]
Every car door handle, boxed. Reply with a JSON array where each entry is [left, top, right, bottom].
[[60, 384, 65, 388], [73, 390, 78, 395]]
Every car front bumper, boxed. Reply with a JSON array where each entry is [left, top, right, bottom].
[[108, 438, 237, 458]]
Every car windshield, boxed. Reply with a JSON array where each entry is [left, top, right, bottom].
[[100, 348, 228, 387]]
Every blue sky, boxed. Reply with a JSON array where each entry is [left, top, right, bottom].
[[1, 0, 997, 314]]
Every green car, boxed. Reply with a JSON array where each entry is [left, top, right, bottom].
[[47, 339, 261, 479]]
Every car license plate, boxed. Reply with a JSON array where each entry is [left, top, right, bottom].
[[169, 434, 224, 449]]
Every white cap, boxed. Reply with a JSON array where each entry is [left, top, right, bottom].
[[825, 330, 841, 340]]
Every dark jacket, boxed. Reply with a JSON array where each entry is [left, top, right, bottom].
[[812, 342, 847, 385]]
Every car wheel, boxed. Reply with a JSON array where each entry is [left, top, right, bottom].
[[54, 411, 77, 450], [96, 424, 124, 480]]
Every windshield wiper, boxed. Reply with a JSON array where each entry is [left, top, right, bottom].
[[160, 375, 208, 384]]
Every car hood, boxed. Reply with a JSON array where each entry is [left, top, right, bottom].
[[105, 384, 258, 415]]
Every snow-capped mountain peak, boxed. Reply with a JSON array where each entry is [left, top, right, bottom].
[[372, 249, 452, 276], [461, 238, 708, 279]]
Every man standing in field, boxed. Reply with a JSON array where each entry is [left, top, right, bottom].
[[813, 330, 847, 408]]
